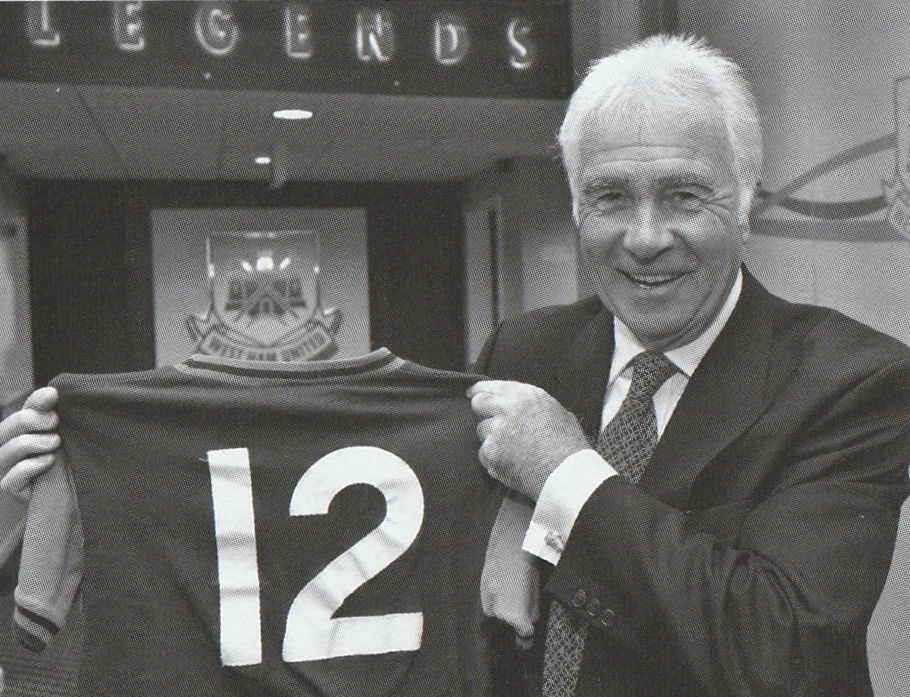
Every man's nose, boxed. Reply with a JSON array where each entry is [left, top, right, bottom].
[[622, 200, 674, 260]]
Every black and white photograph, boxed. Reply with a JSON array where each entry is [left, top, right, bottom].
[[0, 1, 907, 696]]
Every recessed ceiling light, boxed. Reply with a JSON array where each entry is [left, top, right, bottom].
[[254, 155, 272, 165], [273, 108, 313, 120]]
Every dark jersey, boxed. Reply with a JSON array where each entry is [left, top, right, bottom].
[[52, 350, 498, 697]]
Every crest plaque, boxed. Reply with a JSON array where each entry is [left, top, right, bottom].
[[188, 231, 340, 361]]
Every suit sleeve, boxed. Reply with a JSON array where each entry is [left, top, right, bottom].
[[546, 355, 910, 697]]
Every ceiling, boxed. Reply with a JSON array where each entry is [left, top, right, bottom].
[[0, 80, 568, 183]]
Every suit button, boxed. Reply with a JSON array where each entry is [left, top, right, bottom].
[[571, 590, 587, 608], [599, 609, 616, 628], [585, 599, 601, 617]]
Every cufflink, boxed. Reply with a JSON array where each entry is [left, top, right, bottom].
[[544, 530, 564, 552]]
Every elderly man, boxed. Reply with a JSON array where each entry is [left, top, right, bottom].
[[467, 35, 910, 697], [1, 34, 909, 697]]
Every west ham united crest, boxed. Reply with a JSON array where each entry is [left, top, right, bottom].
[[188, 231, 341, 361]]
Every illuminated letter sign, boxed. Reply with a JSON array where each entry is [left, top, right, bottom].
[[195, 2, 239, 57], [355, 9, 395, 64], [1, 2, 571, 100], [284, 3, 313, 60], [113, 1, 146, 52], [507, 17, 536, 70], [433, 11, 469, 66], [25, 1, 60, 48]]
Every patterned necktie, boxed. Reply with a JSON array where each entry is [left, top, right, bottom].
[[541, 352, 676, 697]]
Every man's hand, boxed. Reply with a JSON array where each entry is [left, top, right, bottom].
[[467, 380, 589, 501], [0, 387, 60, 499]]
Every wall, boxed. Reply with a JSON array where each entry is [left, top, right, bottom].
[[28, 180, 466, 383], [572, 0, 678, 75], [462, 157, 577, 365], [680, 0, 910, 346], [0, 166, 31, 414], [28, 181, 143, 383], [512, 158, 579, 314]]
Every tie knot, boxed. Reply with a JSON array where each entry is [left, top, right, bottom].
[[627, 352, 676, 402]]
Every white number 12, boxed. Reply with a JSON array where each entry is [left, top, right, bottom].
[[207, 446, 425, 667]]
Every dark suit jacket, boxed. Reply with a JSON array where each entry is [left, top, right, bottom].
[[475, 270, 910, 697]]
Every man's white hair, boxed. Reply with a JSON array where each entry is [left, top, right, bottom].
[[559, 34, 762, 223]]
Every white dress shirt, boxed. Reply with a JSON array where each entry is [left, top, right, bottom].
[[523, 270, 743, 565]]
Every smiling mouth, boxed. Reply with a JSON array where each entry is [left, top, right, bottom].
[[621, 271, 684, 289]]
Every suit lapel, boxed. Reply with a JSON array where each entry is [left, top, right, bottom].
[[553, 304, 615, 442], [639, 272, 777, 508]]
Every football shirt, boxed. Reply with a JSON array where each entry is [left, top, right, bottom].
[[51, 349, 498, 697]]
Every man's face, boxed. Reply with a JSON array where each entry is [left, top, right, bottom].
[[575, 104, 747, 351]]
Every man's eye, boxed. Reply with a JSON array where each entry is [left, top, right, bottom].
[[667, 189, 705, 209], [591, 191, 627, 210]]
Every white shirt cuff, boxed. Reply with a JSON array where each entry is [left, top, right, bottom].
[[522, 449, 617, 565]]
